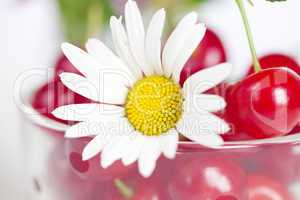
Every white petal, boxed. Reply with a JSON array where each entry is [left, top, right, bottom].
[[110, 16, 143, 79], [65, 118, 125, 138], [82, 133, 112, 161], [184, 94, 226, 113], [183, 63, 232, 96], [172, 23, 206, 83], [97, 71, 130, 105], [65, 121, 106, 138], [125, 0, 153, 75], [61, 43, 100, 80], [121, 132, 146, 166], [52, 103, 124, 122], [81, 118, 134, 160], [181, 130, 224, 148], [162, 12, 198, 77], [138, 137, 161, 178], [160, 129, 179, 159], [85, 39, 136, 85], [59, 72, 128, 105], [176, 112, 229, 147], [145, 9, 165, 75], [180, 111, 230, 134], [85, 38, 124, 68], [101, 135, 131, 168], [59, 73, 100, 102]]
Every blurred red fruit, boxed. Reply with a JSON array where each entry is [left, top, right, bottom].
[[248, 175, 291, 200], [180, 29, 227, 84], [168, 157, 247, 200], [248, 54, 300, 75], [180, 29, 227, 96]]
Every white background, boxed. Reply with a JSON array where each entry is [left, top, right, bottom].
[[1, 0, 300, 199]]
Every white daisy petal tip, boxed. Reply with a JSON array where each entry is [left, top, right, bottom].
[[51, 107, 63, 120], [183, 62, 233, 95], [161, 129, 179, 159], [185, 11, 198, 21], [101, 155, 116, 169], [193, 133, 225, 148], [60, 42, 68, 50], [82, 149, 94, 161], [163, 149, 177, 160], [82, 139, 103, 161], [176, 111, 229, 147], [138, 160, 156, 178], [58, 72, 71, 81], [137, 138, 162, 178], [85, 38, 99, 51], [171, 22, 207, 83], [121, 159, 132, 167], [61, 42, 75, 54], [100, 148, 120, 169], [157, 8, 166, 16], [207, 135, 225, 147], [220, 121, 231, 135], [162, 11, 200, 77], [86, 38, 99, 44]]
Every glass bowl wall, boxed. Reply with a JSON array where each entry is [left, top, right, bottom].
[[18, 79, 300, 200], [22, 112, 300, 200]]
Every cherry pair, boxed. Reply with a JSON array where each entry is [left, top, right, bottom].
[[226, 54, 300, 139], [181, 26, 300, 139]]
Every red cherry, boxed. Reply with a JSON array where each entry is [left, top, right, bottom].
[[248, 54, 300, 75], [226, 68, 300, 139], [131, 186, 168, 200], [32, 79, 91, 124], [248, 175, 291, 200], [65, 137, 135, 182], [179, 28, 227, 96], [54, 54, 81, 77], [168, 157, 247, 200]]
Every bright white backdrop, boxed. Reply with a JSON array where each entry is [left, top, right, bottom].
[[0, 0, 60, 199], [1, 0, 300, 199]]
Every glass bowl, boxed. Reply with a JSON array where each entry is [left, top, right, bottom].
[[19, 82, 300, 200]]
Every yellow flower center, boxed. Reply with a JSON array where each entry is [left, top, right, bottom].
[[125, 75, 183, 136]]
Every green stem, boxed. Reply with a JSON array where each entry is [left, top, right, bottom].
[[114, 179, 134, 200], [86, 1, 102, 39], [235, 0, 261, 72]]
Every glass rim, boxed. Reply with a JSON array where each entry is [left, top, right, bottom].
[[19, 82, 300, 150]]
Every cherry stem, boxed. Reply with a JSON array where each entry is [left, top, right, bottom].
[[235, 0, 261, 72], [114, 179, 134, 200]]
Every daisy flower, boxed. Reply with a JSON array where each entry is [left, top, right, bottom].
[[52, 0, 232, 177]]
